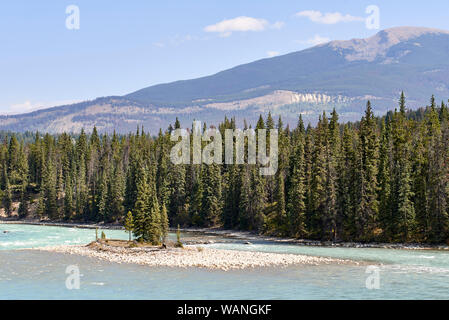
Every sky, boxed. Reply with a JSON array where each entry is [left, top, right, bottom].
[[1, 0, 449, 114]]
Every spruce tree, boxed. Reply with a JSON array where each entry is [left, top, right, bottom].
[[124, 211, 134, 241], [201, 164, 222, 227], [42, 157, 58, 219], [356, 101, 379, 241], [309, 115, 326, 239], [426, 99, 448, 242], [18, 190, 29, 218], [64, 174, 74, 220], [390, 94, 416, 241], [3, 172, 12, 216], [287, 134, 306, 238], [132, 165, 150, 242], [323, 109, 339, 241], [377, 121, 393, 240], [274, 170, 287, 236], [160, 203, 169, 243], [338, 125, 357, 240]]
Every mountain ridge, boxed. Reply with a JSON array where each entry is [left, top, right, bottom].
[[2, 26, 449, 133]]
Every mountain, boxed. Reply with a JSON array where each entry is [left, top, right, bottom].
[[2, 26, 449, 133]]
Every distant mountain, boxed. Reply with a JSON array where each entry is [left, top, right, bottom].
[[2, 26, 449, 133]]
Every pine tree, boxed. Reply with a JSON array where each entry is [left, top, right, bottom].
[[397, 159, 416, 241], [323, 109, 340, 241], [274, 169, 287, 236], [239, 165, 266, 232], [264, 113, 276, 203], [176, 224, 183, 248], [147, 182, 162, 245], [309, 115, 327, 239], [425, 98, 449, 242], [156, 130, 170, 207], [1, 101, 449, 245], [132, 165, 150, 242], [36, 191, 45, 217], [390, 93, 416, 241], [189, 166, 203, 225], [97, 171, 108, 222], [29, 132, 43, 185], [18, 190, 29, 218], [76, 152, 88, 220], [377, 121, 393, 240], [223, 164, 241, 229], [160, 203, 169, 243], [42, 157, 58, 219], [64, 174, 74, 220], [108, 163, 125, 221], [287, 133, 306, 238], [201, 164, 222, 227], [410, 122, 428, 241], [124, 211, 134, 241], [168, 161, 186, 224], [2, 171, 12, 216], [7, 134, 22, 185], [338, 125, 357, 240], [356, 101, 379, 241]]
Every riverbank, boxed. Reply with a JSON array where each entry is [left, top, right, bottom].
[[2, 219, 448, 250], [34, 240, 361, 271], [0, 219, 124, 230], [178, 227, 449, 250]]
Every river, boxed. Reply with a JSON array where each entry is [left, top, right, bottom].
[[0, 223, 448, 299]]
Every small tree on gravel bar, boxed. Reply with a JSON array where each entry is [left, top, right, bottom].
[[160, 203, 169, 243], [124, 211, 134, 241], [176, 224, 183, 248]]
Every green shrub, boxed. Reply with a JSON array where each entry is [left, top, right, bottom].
[[176, 224, 183, 248]]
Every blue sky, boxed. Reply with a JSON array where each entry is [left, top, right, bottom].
[[1, 0, 449, 114]]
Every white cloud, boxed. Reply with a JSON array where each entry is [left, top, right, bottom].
[[267, 51, 280, 57], [296, 35, 331, 47], [6, 99, 82, 115], [271, 21, 285, 30], [296, 10, 364, 24], [306, 34, 331, 45], [204, 16, 284, 37], [205, 16, 268, 33]]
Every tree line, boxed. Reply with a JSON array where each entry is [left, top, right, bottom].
[[0, 93, 448, 243]]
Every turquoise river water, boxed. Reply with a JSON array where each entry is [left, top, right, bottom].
[[0, 223, 448, 299]]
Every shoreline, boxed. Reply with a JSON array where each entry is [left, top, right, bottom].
[[35, 241, 362, 271], [2, 219, 448, 251], [178, 227, 449, 251], [0, 219, 124, 230]]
